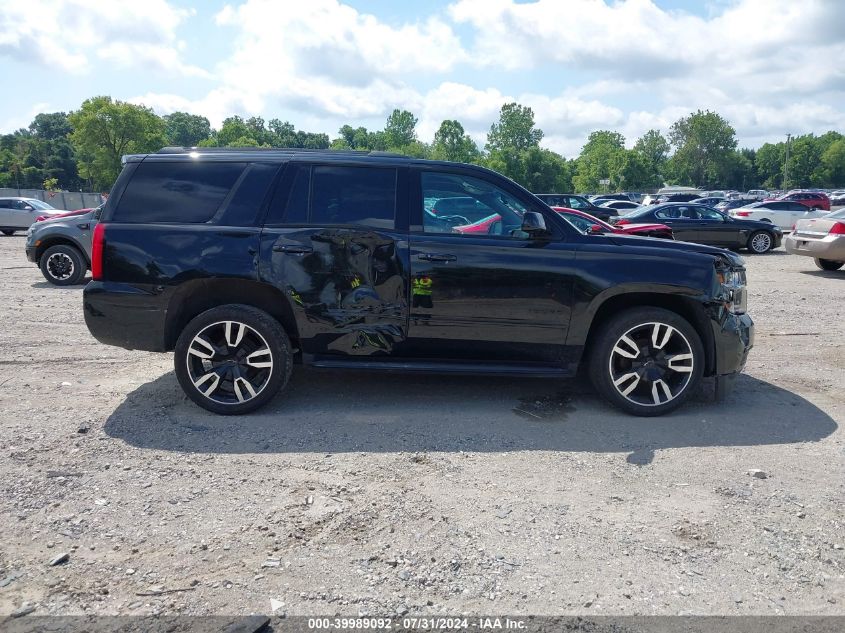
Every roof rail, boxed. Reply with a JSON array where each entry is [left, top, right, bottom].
[[154, 146, 409, 158]]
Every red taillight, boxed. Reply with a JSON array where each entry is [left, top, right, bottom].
[[735, 211, 751, 217], [615, 219, 630, 225], [91, 223, 106, 280], [791, 223, 796, 232], [830, 222, 845, 235]]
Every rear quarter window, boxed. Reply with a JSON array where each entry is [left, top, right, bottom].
[[113, 161, 246, 223]]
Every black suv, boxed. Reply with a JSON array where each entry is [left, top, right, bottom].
[[84, 148, 753, 417]]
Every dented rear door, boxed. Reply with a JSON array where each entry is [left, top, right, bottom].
[[258, 161, 410, 357]]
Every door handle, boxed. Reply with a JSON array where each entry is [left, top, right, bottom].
[[273, 244, 313, 254], [418, 253, 457, 262]]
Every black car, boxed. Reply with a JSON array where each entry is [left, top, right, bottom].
[[83, 148, 753, 417], [534, 193, 618, 221], [616, 203, 782, 253]]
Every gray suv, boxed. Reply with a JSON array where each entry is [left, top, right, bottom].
[[25, 207, 99, 285]]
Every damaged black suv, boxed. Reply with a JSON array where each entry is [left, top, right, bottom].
[[84, 148, 753, 416]]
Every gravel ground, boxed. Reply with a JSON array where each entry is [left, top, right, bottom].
[[0, 234, 843, 618]]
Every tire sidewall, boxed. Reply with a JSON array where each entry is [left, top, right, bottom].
[[173, 304, 292, 415], [588, 307, 705, 417], [815, 258, 844, 271], [40, 245, 85, 285]]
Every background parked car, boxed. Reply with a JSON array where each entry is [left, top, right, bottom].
[[729, 200, 827, 230], [657, 193, 703, 203], [553, 207, 673, 239], [829, 190, 845, 206], [615, 202, 782, 253], [691, 196, 726, 206], [599, 200, 640, 211], [747, 189, 769, 200], [785, 208, 845, 271], [0, 197, 67, 234], [534, 193, 618, 221], [25, 207, 98, 285], [714, 199, 753, 213], [768, 191, 831, 211]]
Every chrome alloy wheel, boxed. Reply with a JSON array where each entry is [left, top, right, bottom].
[[185, 320, 274, 405], [608, 321, 695, 407], [750, 232, 772, 253], [46, 252, 75, 281]]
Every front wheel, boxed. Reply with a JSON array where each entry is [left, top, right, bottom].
[[747, 230, 773, 254], [588, 307, 704, 416], [174, 304, 292, 415], [1, 229, 15, 236], [815, 258, 844, 271], [39, 244, 86, 285]]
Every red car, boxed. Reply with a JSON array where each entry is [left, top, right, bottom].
[[452, 207, 673, 239], [554, 207, 674, 239], [35, 208, 93, 222], [766, 191, 831, 211]]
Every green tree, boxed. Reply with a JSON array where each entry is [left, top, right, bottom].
[[572, 130, 625, 192], [431, 120, 480, 163], [787, 135, 823, 188], [609, 150, 652, 190], [820, 139, 845, 186], [484, 147, 570, 192], [755, 142, 785, 189], [668, 110, 737, 188], [214, 116, 257, 147], [383, 109, 418, 149], [30, 112, 72, 140], [68, 96, 166, 189], [486, 103, 543, 152], [633, 129, 669, 188], [163, 112, 211, 146]]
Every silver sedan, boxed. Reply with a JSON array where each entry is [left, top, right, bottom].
[[785, 208, 845, 270]]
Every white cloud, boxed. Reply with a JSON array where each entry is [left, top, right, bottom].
[[108, 0, 845, 155], [0, 0, 207, 77]]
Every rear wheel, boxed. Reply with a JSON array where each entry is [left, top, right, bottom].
[[588, 307, 704, 416], [39, 244, 86, 285], [174, 304, 292, 415], [747, 231, 773, 254], [815, 258, 844, 271]]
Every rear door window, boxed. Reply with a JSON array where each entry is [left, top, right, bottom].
[[311, 166, 396, 229], [114, 161, 246, 223]]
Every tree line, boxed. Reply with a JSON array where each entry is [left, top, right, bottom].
[[1, 95, 843, 194]]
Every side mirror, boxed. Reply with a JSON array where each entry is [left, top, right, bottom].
[[589, 224, 605, 234], [24, 205, 34, 211], [521, 212, 548, 235]]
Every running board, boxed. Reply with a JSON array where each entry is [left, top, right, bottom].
[[307, 358, 571, 378]]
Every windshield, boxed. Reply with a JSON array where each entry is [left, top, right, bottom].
[[28, 199, 56, 210]]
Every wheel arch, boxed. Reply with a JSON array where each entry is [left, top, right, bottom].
[[36, 236, 90, 267], [163, 278, 300, 353], [579, 291, 717, 377]]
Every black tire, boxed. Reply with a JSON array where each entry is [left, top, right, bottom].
[[746, 230, 773, 254], [174, 304, 292, 415], [815, 258, 844, 271], [588, 307, 704, 417], [1, 229, 15, 236], [39, 244, 86, 285]]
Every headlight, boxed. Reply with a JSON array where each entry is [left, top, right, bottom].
[[717, 269, 747, 315]]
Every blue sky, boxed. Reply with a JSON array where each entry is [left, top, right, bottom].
[[1, 0, 842, 156]]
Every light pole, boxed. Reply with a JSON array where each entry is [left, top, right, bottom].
[[783, 133, 792, 191]]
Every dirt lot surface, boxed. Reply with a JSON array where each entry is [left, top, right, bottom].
[[0, 234, 843, 619]]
